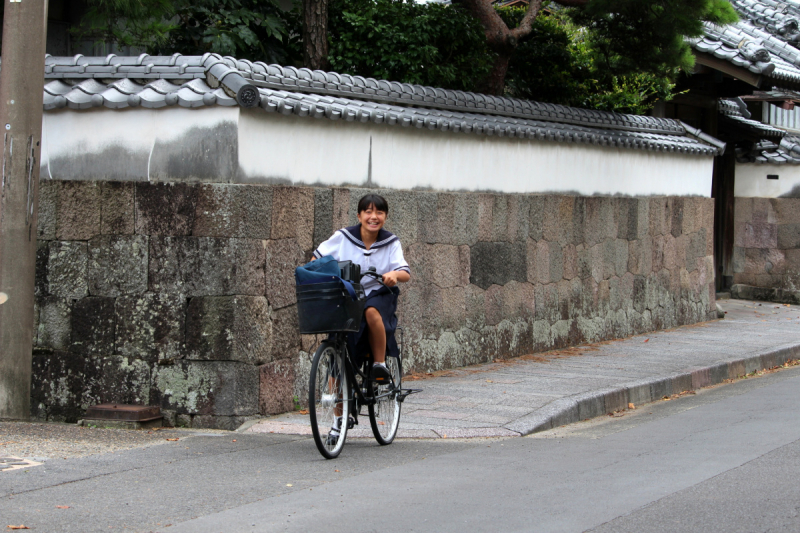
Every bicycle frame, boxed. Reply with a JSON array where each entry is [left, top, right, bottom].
[[324, 325, 417, 430]]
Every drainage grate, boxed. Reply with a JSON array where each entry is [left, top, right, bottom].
[[84, 404, 162, 422]]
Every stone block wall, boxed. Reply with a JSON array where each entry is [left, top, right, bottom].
[[731, 197, 800, 303], [32, 180, 716, 429]]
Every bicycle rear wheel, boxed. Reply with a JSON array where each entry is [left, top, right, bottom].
[[368, 355, 402, 445], [309, 341, 349, 459]]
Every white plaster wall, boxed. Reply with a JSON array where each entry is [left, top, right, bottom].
[[41, 106, 715, 196], [238, 110, 714, 196], [735, 163, 800, 198], [42, 106, 240, 180]]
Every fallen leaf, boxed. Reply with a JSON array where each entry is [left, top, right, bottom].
[[232, 439, 237, 442], [628, 403, 635, 409], [378, 421, 385, 425], [485, 380, 493, 383], [55, 505, 70, 509], [166, 438, 179, 441], [334, 469, 340, 472], [286, 484, 293, 487], [7, 526, 30, 530], [644, 339, 649, 343], [298, 410, 309, 415]]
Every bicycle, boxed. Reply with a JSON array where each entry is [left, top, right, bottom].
[[297, 263, 419, 459]]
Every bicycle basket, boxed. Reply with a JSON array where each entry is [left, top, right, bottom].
[[296, 280, 366, 334]]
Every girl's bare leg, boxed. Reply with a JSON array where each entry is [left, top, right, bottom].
[[365, 307, 386, 364]]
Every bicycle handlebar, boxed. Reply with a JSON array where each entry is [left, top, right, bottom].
[[360, 269, 387, 288]]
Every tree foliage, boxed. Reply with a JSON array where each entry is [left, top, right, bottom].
[[325, 0, 492, 91], [454, 0, 738, 94], [500, 7, 680, 114], [75, 0, 740, 115], [77, 0, 291, 64], [569, 0, 738, 76]]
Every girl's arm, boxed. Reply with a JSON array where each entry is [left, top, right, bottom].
[[382, 270, 410, 287]]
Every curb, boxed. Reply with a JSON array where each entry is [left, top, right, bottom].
[[503, 343, 800, 437]]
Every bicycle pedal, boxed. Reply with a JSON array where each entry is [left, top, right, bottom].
[[347, 417, 356, 429]]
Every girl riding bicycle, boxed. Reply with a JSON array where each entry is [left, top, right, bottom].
[[313, 193, 411, 378], [312, 193, 411, 444]]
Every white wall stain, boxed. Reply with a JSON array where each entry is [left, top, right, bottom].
[[147, 136, 156, 182], [42, 113, 53, 179]]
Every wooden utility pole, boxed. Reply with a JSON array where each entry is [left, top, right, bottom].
[[0, 0, 48, 419]]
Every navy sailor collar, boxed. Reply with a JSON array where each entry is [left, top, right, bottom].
[[340, 224, 398, 250]]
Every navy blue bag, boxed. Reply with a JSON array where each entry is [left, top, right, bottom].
[[294, 255, 357, 300], [294, 256, 365, 333]]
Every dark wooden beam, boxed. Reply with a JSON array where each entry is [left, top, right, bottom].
[[694, 52, 763, 88]]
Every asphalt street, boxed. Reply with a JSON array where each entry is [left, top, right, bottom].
[[2, 365, 799, 532]]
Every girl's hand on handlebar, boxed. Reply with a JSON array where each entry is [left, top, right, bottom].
[[382, 270, 409, 287]]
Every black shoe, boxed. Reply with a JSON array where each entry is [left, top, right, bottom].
[[326, 427, 340, 446], [326, 418, 341, 446], [371, 363, 392, 383], [326, 433, 338, 446]]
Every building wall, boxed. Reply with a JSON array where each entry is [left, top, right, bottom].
[[41, 107, 715, 197], [732, 196, 800, 301], [735, 163, 800, 198], [32, 180, 716, 429]]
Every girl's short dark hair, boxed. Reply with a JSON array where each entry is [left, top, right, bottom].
[[357, 193, 389, 214]]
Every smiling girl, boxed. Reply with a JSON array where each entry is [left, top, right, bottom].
[[312, 193, 411, 383]]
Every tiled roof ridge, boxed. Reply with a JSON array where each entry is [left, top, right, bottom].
[[735, 136, 800, 163], [719, 96, 787, 137], [694, 22, 777, 75], [42, 53, 260, 108], [730, 0, 800, 44], [38, 53, 688, 137], [688, 1, 800, 86], [221, 57, 687, 137]]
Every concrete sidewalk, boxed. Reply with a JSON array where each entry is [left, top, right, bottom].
[[246, 299, 800, 439]]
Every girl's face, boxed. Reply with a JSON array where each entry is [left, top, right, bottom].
[[357, 203, 387, 234]]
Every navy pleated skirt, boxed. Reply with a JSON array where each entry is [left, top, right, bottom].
[[344, 285, 400, 365]]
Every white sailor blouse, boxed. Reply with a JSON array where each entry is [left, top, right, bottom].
[[313, 224, 411, 296]]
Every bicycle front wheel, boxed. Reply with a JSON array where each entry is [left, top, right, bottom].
[[309, 341, 349, 459], [368, 355, 402, 445]]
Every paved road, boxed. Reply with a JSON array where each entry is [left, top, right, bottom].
[[3, 364, 799, 532], [249, 299, 800, 438]]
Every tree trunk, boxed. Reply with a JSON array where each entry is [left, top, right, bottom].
[[303, 0, 329, 71], [483, 50, 512, 96], [454, 0, 588, 95]]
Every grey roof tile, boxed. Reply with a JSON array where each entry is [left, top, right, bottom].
[[145, 79, 182, 95], [73, 78, 108, 95], [719, 97, 786, 137], [137, 88, 168, 108], [99, 87, 130, 109], [108, 78, 144, 95], [64, 89, 101, 110], [175, 86, 206, 107], [43, 80, 73, 96]]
